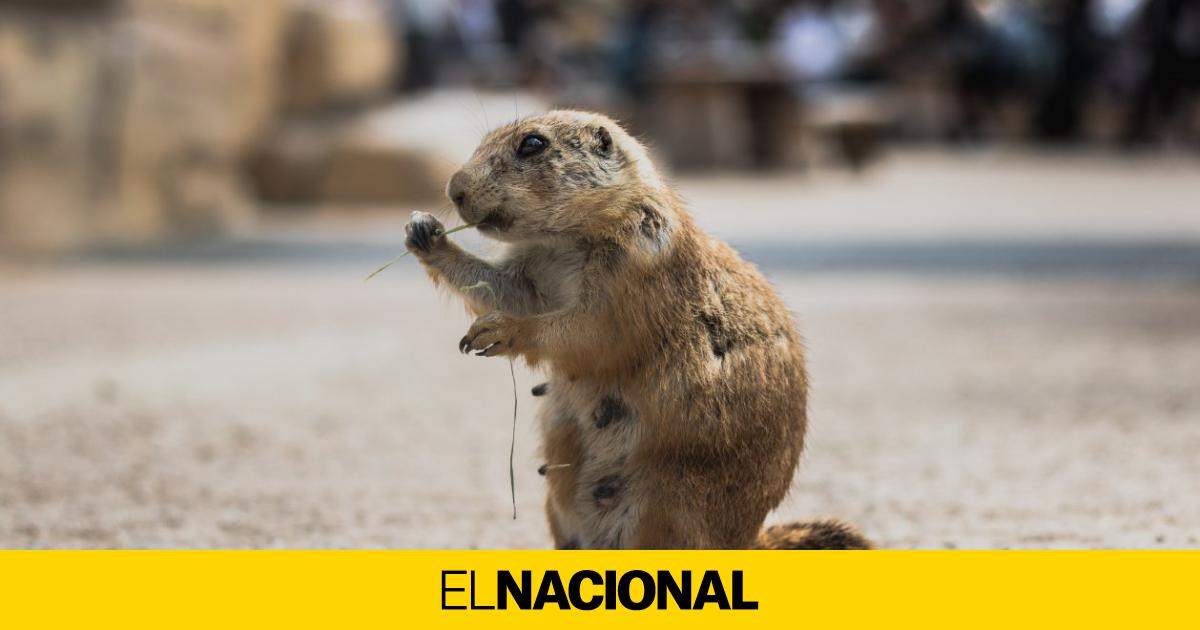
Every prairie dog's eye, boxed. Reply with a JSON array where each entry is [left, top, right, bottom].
[[516, 134, 549, 158]]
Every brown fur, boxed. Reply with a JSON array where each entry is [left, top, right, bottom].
[[404, 110, 871, 550], [756, 521, 873, 550]]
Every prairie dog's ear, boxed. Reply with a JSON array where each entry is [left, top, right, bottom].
[[592, 125, 614, 158]]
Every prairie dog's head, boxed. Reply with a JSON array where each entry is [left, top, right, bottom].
[[447, 110, 664, 243]]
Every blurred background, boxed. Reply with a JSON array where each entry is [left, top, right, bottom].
[[1, 0, 1198, 548]]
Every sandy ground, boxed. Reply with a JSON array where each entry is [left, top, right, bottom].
[[2, 151, 1199, 548]]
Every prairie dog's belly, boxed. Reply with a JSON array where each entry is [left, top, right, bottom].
[[538, 376, 645, 549]]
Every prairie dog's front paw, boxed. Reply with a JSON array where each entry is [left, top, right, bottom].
[[405, 211, 446, 256], [459, 312, 522, 357]]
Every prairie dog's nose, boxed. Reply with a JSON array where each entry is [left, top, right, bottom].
[[447, 171, 468, 208]]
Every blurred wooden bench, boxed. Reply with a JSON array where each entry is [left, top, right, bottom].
[[634, 47, 890, 171]]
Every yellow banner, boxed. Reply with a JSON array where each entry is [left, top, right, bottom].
[[1, 551, 1195, 628]]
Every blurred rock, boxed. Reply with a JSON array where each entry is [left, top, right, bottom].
[[323, 126, 448, 205], [0, 6, 113, 250], [250, 90, 547, 206], [114, 0, 287, 238], [248, 122, 329, 203], [278, 0, 398, 115], [351, 89, 549, 168], [249, 118, 450, 206], [0, 0, 288, 251]]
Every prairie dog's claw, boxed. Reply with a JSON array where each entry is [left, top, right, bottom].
[[405, 211, 446, 254], [460, 312, 520, 358]]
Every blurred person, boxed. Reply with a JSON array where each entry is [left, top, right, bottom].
[[869, 0, 1053, 142], [494, 0, 548, 84], [774, 0, 877, 86], [771, 0, 891, 169], [524, 1, 623, 99], [614, 0, 745, 94], [1116, 0, 1200, 146], [629, 0, 746, 73], [1094, 0, 1146, 35], [391, 0, 458, 90], [736, 0, 789, 44], [393, 0, 540, 90], [942, 0, 1042, 140], [613, 0, 784, 167], [495, 0, 533, 52], [613, 0, 663, 98], [1033, 0, 1106, 141], [452, 0, 507, 83], [851, 0, 1006, 140]]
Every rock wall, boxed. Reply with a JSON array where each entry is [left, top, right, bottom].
[[0, 0, 402, 251], [0, 0, 288, 250], [279, 0, 398, 115]]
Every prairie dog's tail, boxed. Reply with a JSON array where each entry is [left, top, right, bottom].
[[755, 520, 873, 550]]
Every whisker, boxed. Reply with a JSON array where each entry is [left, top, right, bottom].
[[456, 92, 486, 137], [472, 86, 491, 131]]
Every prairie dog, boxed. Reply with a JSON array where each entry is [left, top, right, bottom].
[[405, 110, 869, 550]]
